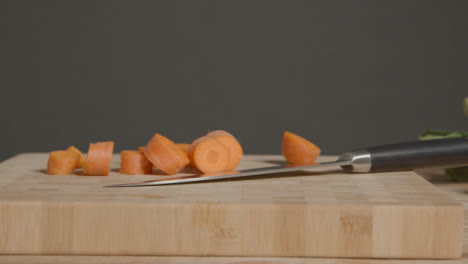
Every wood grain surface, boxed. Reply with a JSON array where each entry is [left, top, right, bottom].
[[0, 154, 464, 259], [1, 254, 468, 264]]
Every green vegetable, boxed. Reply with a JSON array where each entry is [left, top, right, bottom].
[[419, 128, 468, 181], [420, 99, 468, 181], [446, 167, 468, 182], [419, 129, 468, 141]]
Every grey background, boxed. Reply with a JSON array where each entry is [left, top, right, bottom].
[[1, 0, 467, 162]]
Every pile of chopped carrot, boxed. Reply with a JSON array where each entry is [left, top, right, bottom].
[[47, 150, 81, 175], [47, 142, 114, 176], [46, 130, 320, 176], [143, 131, 243, 174], [144, 133, 191, 174], [189, 131, 243, 173]]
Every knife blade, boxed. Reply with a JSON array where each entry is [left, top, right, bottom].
[[105, 137, 468, 187]]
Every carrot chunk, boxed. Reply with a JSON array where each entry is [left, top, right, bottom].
[[206, 130, 243, 170], [66, 145, 86, 168], [189, 136, 230, 173], [281, 131, 321, 164], [176, 143, 190, 154], [176, 143, 193, 168], [138, 146, 145, 153], [120, 150, 153, 175], [139, 146, 157, 168], [47, 150, 80, 175], [144, 134, 190, 175], [83, 141, 114, 176]]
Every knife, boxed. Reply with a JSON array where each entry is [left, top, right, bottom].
[[105, 137, 468, 187]]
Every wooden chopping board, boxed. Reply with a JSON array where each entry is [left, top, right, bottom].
[[0, 154, 463, 259]]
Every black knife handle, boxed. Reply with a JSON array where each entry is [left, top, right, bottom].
[[365, 137, 468, 172]]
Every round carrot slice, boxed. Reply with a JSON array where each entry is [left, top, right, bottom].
[[281, 131, 321, 164], [120, 150, 153, 175], [206, 130, 243, 170], [83, 141, 114, 176], [144, 134, 190, 175], [189, 136, 230, 173], [47, 150, 80, 175], [66, 145, 86, 168]]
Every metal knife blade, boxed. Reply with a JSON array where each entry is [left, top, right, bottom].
[[104, 159, 351, 187]]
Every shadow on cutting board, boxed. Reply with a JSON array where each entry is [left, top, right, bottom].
[[110, 168, 170, 176], [261, 160, 286, 166]]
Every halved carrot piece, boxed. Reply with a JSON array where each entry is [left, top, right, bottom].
[[66, 145, 86, 168], [206, 130, 243, 170], [83, 141, 114, 176], [189, 136, 230, 173], [47, 150, 80, 175], [144, 134, 190, 175], [281, 131, 321, 164], [120, 150, 153, 175]]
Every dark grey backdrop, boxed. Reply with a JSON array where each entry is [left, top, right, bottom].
[[1, 1, 468, 162]]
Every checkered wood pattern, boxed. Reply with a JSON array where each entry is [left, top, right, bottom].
[[0, 153, 463, 258]]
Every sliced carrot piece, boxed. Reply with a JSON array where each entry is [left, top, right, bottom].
[[189, 136, 230, 173], [206, 130, 243, 170], [66, 145, 86, 168], [138, 146, 157, 168], [47, 150, 80, 175], [83, 141, 114, 176], [176, 143, 191, 154], [176, 143, 193, 168], [120, 150, 153, 175], [281, 131, 321, 164], [144, 134, 190, 175]]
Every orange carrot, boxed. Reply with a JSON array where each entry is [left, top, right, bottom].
[[176, 143, 193, 168], [66, 145, 86, 168], [83, 141, 114, 176], [189, 136, 230, 173], [138, 146, 157, 168], [176, 143, 190, 154], [281, 131, 321, 164], [206, 130, 243, 170], [144, 134, 190, 175], [120, 150, 153, 175], [47, 150, 80, 175], [138, 146, 145, 153]]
